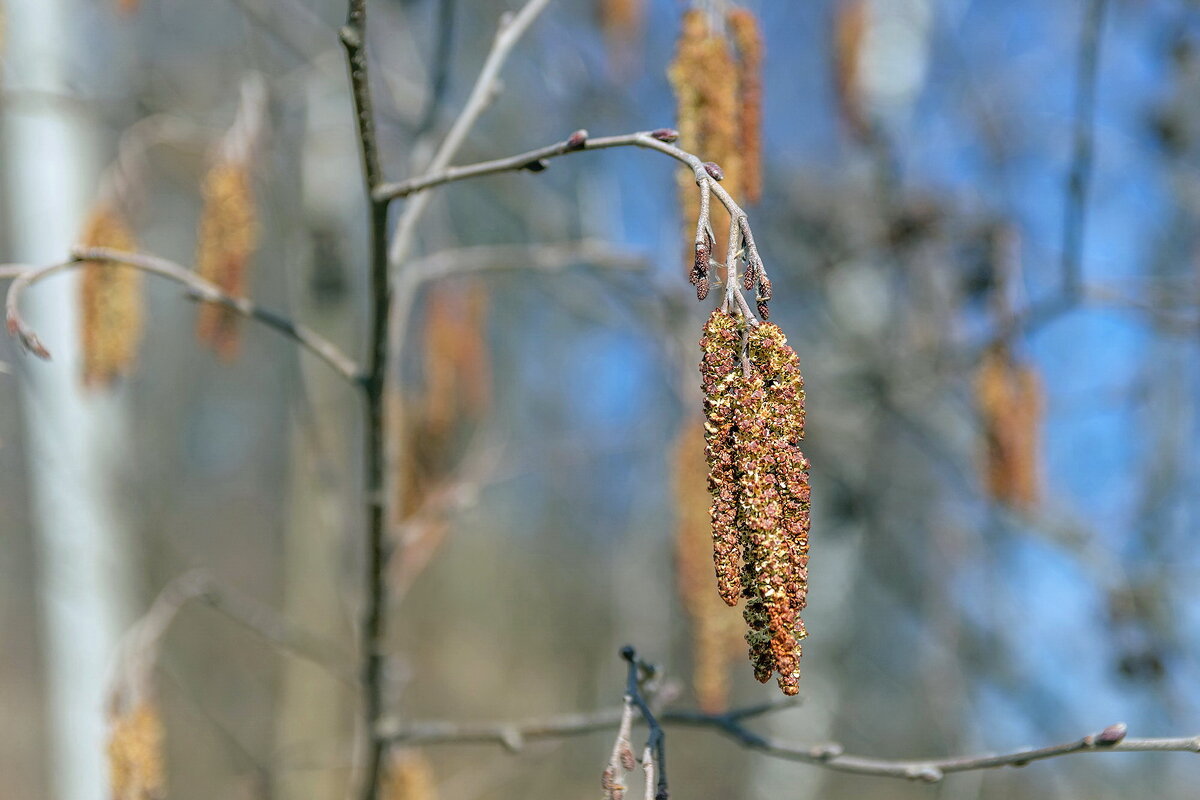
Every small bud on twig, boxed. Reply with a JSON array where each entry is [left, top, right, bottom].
[[566, 129, 589, 150], [703, 162, 725, 182], [522, 159, 549, 172], [651, 128, 679, 142]]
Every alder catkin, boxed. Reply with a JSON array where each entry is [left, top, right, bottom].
[[674, 421, 745, 712], [382, 750, 438, 800], [833, 0, 871, 141], [107, 701, 165, 800], [975, 345, 1042, 510], [727, 6, 764, 204], [78, 205, 143, 387], [700, 311, 811, 695], [195, 160, 257, 360], [669, 9, 742, 265]]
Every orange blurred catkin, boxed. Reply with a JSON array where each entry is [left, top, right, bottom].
[[700, 311, 811, 695], [833, 0, 870, 140], [727, 7, 763, 204], [107, 701, 165, 800], [975, 345, 1042, 510], [674, 420, 745, 712], [116, 0, 141, 14], [382, 750, 438, 800], [194, 160, 257, 359], [78, 205, 143, 386], [599, 0, 642, 47], [669, 9, 742, 260]]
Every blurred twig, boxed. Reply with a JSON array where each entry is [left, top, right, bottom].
[[1062, 0, 1108, 299], [386, 698, 1198, 784], [2, 247, 363, 382]]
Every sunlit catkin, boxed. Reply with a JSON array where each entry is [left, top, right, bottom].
[[674, 421, 744, 712], [78, 205, 142, 386], [107, 701, 165, 800], [669, 9, 741, 260], [700, 310, 811, 695], [727, 7, 763, 204], [975, 345, 1041, 510], [194, 161, 257, 359]]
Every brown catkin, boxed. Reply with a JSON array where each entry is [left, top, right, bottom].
[[700, 310, 746, 605], [78, 206, 143, 387], [107, 702, 165, 800], [700, 311, 811, 695], [382, 750, 438, 800], [727, 7, 763, 204], [975, 345, 1041, 510], [833, 0, 870, 141], [674, 420, 745, 712], [599, 0, 642, 48], [669, 9, 742, 267], [195, 160, 257, 360], [421, 280, 491, 437]]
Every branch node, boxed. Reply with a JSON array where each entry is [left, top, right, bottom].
[[500, 727, 525, 753], [905, 765, 944, 783], [339, 24, 362, 48], [566, 129, 589, 150], [810, 743, 843, 760]]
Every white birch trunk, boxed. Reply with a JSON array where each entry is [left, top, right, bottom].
[[2, 2, 133, 798]]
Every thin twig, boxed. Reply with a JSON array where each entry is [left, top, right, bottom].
[[415, 0, 459, 138], [375, 129, 764, 316], [621, 647, 669, 800], [111, 570, 353, 713], [602, 699, 637, 799], [2, 247, 363, 383], [385, 0, 553, 270], [384, 701, 1200, 783], [1062, 0, 1108, 298]]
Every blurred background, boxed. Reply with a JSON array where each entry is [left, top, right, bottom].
[[2, 0, 1200, 798]]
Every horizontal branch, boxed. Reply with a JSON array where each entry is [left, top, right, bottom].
[[382, 702, 1200, 783], [375, 130, 725, 211], [3, 247, 363, 384]]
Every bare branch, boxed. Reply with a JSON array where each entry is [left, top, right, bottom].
[[374, 129, 763, 316], [1062, 0, 1108, 299], [384, 700, 1200, 784], [2, 247, 363, 383], [340, 0, 383, 193], [385, 0, 553, 269], [111, 570, 353, 714]]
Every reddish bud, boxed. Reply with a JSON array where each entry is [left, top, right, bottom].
[[703, 162, 725, 181], [651, 128, 680, 142], [566, 129, 588, 150]]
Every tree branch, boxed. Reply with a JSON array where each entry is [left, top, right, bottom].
[[340, 2, 393, 798], [2, 247, 363, 383], [385, 0, 553, 270], [1062, 0, 1108, 298], [384, 701, 1200, 784]]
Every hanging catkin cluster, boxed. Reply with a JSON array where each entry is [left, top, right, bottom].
[[78, 205, 143, 386], [701, 310, 810, 695]]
